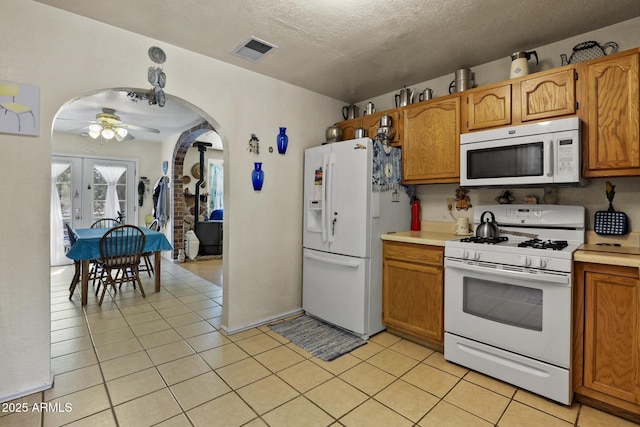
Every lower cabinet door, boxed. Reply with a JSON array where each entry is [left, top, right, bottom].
[[383, 257, 443, 345]]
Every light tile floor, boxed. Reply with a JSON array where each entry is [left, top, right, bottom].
[[1, 261, 638, 426]]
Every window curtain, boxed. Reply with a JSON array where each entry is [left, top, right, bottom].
[[95, 165, 126, 221], [208, 161, 224, 211], [51, 162, 71, 266]]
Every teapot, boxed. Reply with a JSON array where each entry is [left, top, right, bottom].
[[560, 40, 618, 65], [476, 211, 500, 238], [395, 85, 414, 107]]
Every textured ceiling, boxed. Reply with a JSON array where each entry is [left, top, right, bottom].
[[40, 0, 640, 142], [36, 0, 640, 102]]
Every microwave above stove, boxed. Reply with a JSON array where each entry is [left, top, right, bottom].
[[460, 117, 585, 187]]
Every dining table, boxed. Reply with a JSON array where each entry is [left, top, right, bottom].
[[66, 227, 173, 305]]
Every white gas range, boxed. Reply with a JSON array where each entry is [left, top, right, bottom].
[[444, 204, 585, 405]]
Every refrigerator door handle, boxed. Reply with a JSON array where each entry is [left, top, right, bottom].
[[304, 251, 360, 268], [321, 153, 329, 242], [326, 152, 336, 243]]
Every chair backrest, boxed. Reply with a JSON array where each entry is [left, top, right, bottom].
[[148, 219, 160, 231], [65, 223, 77, 246], [91, 218, 120, 229], [0, 83, 19, 98], [99, 225, 146, 267]]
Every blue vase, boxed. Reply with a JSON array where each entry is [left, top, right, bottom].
[[277, 127, 288, 154], [252, 162, 264, 191]]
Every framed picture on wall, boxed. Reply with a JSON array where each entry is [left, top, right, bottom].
[[0, 80, 39, 136]]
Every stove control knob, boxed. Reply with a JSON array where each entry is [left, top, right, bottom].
[[534, 258, 547, 268], [519, 256, 531, 266], [471, 251, 480, 260]]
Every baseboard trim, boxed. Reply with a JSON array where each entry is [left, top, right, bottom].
[[220, 309, 304, 336]]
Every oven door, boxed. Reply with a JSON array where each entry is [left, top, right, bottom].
[[444, 257, 571, 367]]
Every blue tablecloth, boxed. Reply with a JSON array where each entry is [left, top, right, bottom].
[[66, 227, 173, 261]]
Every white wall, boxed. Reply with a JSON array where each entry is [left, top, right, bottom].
[[0, 0, 342, 401], [354, 17, 640, 228]]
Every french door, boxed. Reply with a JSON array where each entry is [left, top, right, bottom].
[[51, 154, 137, 266]]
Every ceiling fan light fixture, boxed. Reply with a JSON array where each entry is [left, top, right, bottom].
[[101, 128, 115, 140], [88, 124, 101, 139], [116, 127, 128, 138]]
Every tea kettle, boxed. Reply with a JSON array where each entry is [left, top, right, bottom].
[[342, 104, 359, 120], [510, 50, 538, 79], [476, 211, 500, 238], [395, 85, 414, 107]]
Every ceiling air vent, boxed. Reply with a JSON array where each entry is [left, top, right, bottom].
[[232, 36, 277, 62]]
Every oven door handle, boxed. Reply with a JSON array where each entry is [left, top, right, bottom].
[[445, 259, 570, 286]]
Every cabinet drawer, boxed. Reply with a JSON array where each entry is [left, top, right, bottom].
[[383, 241, 443, 266]]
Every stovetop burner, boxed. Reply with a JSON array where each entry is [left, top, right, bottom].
[[517, 239, 569, 251], [459, 236, 508, 245]]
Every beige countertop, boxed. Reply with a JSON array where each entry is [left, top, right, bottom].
[[381, 222, 462, 247], [575, 246, 640, 268], [575, 231, 640, 268]]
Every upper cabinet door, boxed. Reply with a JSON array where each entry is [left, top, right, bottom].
[[585, 52, 640, 177], [466, 84, 512, 131], [520, 69, 576, 122], [402, 97, 460, 184], [336, 117, 362, 141]]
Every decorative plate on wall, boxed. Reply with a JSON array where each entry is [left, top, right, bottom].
[[191, 163, 201, 179], [182, 175, 191, 184]]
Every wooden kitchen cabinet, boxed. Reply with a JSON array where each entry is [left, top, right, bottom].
[[519, 68, 577, 122], [382, 240, 444, 350], [573, 262, 640, 422], [335, 117, 361, 141], [336, 108, 402, 145], [462, 67, 577, 132], [464, 83, 512, 131], [402, 96, 460, 184], [582, 51, 640, 177]]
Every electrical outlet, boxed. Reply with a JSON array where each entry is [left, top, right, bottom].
[[447, 198, 455, 211]]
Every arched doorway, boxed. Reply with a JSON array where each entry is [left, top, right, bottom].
[[169, 121, 217, 258], [51, 88, 227, 265]]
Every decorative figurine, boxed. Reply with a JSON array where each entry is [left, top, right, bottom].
[[496, 190, 515, 204], [455, 187, 472, 211], [524, 195, 538, 204], [543, 187, 558, 204], [248, 134, 260, 155]]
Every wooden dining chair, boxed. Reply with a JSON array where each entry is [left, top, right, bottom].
[[89, 218, 121, 291], [96, 225, 147, 305], [139, 219, 160, 277], [65, 223, 81, 299], [90, 218, 120, 229]]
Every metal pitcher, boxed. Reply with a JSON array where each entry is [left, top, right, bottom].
[[342, 104, 359, 120], [449, 68, 475, 94], [418, 88, 433, 102], [395, 85, 414, 107]]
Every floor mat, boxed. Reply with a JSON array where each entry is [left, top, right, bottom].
[[270, 315, 367, 361]]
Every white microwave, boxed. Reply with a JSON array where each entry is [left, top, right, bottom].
[[460, 117, 584, 187]]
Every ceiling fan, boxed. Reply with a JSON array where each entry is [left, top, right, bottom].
[[63, 108, 160, 142]]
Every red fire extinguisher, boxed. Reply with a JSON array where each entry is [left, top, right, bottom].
[[411, 197, 421, 231]]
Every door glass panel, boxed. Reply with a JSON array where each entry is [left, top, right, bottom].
[[463, 277, 543, 331], [56, 165, 73, 251], [467, 142, 544, 179], [92, 168, 108, 221]]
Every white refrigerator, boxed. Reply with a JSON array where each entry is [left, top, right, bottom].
[[302, 138, 410, 338]]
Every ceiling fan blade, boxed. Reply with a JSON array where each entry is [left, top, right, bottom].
[[67, 125, 90, 134], [119, 123, 161, 133]]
